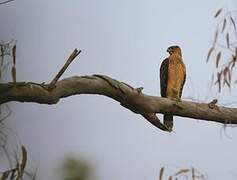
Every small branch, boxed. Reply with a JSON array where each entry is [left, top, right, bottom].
[[0, 0, 14, 5], [0, 104, 12, 123], [49, 49, 81, 88], [142, 113, 170, 131]]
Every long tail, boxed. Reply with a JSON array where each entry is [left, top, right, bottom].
[[163, 115, 173, 131]]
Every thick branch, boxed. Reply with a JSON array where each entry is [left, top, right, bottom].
[[1, 75, 237, 131]]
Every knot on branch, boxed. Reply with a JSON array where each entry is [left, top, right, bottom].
[[208, 99, 218, 109]]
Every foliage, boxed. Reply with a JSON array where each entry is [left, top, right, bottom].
[[207, 8, 237, 92], [58, 155, 91, 180], [0, 40, 16, 82], [0, 146, 30, 180], [0, 40, 34, 179], [159, 166, 206, 180]]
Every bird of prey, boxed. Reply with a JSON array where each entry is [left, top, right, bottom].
[[159, 45, 186, 131]]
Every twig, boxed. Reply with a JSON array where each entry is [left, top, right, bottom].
[[49, 49, 81, 88], [0, 0, 14, 5], [0, 104, 12, 123]]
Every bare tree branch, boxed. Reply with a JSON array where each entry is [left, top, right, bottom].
[[49, 49, 81, 88], [0, 0, 14, 5], [1, 75, 237, 132]]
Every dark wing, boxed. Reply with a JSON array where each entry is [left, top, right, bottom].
[[160, 58, 169, 97], [179, 63, 186, 98]]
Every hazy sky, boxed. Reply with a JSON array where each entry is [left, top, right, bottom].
[[1, 0, 237, 179]]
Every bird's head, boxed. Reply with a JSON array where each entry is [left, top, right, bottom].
[[167, 45, 182, 56]]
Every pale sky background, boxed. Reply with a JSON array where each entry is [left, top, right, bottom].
[[1, 0, 237, 180]]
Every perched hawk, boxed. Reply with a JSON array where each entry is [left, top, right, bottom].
[[160, 45, 186, 131]]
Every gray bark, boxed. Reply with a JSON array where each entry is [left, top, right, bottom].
[[1, 74, 237, 132]]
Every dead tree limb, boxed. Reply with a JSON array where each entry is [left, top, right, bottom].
[[1, 75, 237, 131]]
